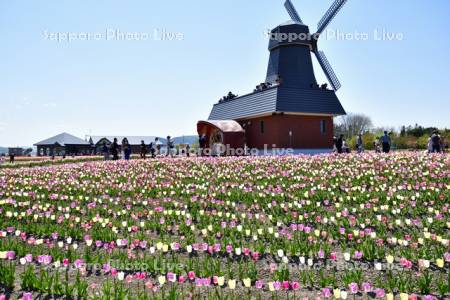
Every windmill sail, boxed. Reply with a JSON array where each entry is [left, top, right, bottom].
[[317, 0, 348, 35], [284, 0, 303, 24], [314, 50, 341, 91]]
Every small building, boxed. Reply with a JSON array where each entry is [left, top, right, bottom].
[[89, 136, 163, 155], [34, 132, 91, 157]]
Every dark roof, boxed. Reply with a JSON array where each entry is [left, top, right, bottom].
[[208, 86, 345, 120], [209, 87, 278, 120], [34, 133, 90, 146], [276, 87, 346, 115]]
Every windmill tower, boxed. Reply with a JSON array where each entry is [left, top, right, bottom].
[[267, 0, 347, 90], [204, 0, 349, 153]]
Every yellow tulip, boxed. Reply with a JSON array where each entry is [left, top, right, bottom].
[[333, 289, 341, 299], [400, 293, 408, 300], [386, 255, 394, 264], [436, 259, 444, 268], [386, 293, 394, 300], [217, 276, 225, 286], [268, 282, 275, 292], [228, 279, 236, 290], [158, 276, 166, 285], [243, 278, 251, 288]]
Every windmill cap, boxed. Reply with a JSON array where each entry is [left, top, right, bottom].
[[268, 22, 314, 51]]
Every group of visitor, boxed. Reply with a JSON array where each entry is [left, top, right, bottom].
[[335, 131, 393, 154], [218, 92, 238, 103], [334, 130, 445, 154], [101, 136, 174, 161]]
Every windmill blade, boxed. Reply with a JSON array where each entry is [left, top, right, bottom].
[[314, 50, 341, 91], [284, 0, 303, 24], [316, 0, 348, 35]]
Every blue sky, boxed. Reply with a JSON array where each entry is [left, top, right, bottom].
[[1, 0, 449, 146]]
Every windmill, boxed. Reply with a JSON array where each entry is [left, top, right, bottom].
[[266, 0, 348, 91], [206, 0, 347, 152]]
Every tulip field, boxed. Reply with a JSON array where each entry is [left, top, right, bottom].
[[0, 153, 449, 300]]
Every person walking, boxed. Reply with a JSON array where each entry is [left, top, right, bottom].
[[110, 138, 119, 160], [380, 131, 391, 153], [9, 153, 15, 164], [149, 141, 155, 158], [166, 136, 174, 157], [122, 138, 131, 160], [431, 131, 442, 153], [356, 134, 364, 153], [427, 136, 433, 153], [186, 144, 191, 157], [332, 136, 338, 153], [336, 134, 344, 154], [155, 137, 162, 156], [102, 142, 110, 161], [199, 134, 207, 156], [140, 140, 147, 159]]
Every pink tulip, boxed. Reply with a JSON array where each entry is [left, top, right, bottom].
[[291, 281, 300, 290], [252, 252, 260, 260], [6, 251, 15, 260], [24, 254, 33, 263], [329, 252, 337, 260], [188, 271, 196, 280], [178, 275, 186, 283], [282, 281, 290, 290], [126, 275, 134, 283], [255, 280, 264, 289], [0, 294, 6, 300], [22, 292, 32, 300], [354, 251, 363, 259], [348, 282, 358, 294], [145, 281, 153, 289], [195, 278, 202, 287], [322, 288, 332, 298], [111, 268, 118, 277], [139, 241, 147, 249], [74, 259, 84, 269], [167, 272, 176, 282], [362, 282, 372, 292], [444, 252, 450, 262], [375, 288, 385, 298]]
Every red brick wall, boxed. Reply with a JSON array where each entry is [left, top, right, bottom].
[[238, 114, 334, 149]]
